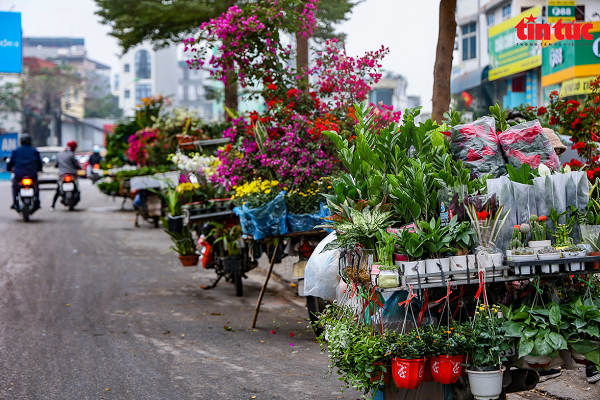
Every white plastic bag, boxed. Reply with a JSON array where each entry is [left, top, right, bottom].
[[303, 232, 339, 300]]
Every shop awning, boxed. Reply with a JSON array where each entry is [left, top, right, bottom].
[[451, 66, 489, 94]]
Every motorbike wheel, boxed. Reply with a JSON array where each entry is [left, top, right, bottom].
[[307, 295, 328, 337], [68, 203, 75, 211], [22, 203, 29, 222], [234, 272, 243, 297]]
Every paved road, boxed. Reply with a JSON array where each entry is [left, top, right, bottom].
[[0, 180, 360, 400]]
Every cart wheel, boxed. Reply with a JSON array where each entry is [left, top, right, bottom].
[[307, 295, 327, 337], [234, 272, 243, 297], [153, 216, 159, 228]]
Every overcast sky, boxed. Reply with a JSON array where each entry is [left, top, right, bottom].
[[3, 0, 440, 113]]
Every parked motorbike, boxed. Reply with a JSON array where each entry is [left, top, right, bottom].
[[59, 173, 80, 210], [16, 176, 39, 222], [89, 164, 103, 183]]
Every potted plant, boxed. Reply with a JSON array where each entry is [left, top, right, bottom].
[[465, 201, 508, 268], [561, 298, 600, 367], [209, 222, 243, 273], [582, 224, 600, 269], [447, 216, 476, 281], [163, 223, 198, 266], [388, 329, 427, 390], [374, 230, 399, 288], [528, 215, 551, 251], [160, 185, 184, 233], [547, 208, 575, 248], [396, 229, 425, 285], [561, 244, 587, 271], [538, 246, 561, 273], [429, 322, 471, 385], [501, 303, 566, 370], [511, 247, 536, 275], [466, 304, 507, 400], [419, 217, 456, 283], [508, 225, 524, 257]]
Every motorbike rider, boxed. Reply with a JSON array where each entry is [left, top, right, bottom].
[[50, 140, 82, 211], [6, 135, 43, 211], [88, 145, 103, 166]]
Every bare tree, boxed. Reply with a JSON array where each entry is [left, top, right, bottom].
[[432, 0, 457, 123]]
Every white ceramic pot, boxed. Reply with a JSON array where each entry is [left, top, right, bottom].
[[506, 249, 512, 257], [528, 240, 551, 252], [467, 367, 505, 400], [491, 252, 503, 267], [426, 257, 450, 283], [403, 260, 425, 285], [450, 255, 476, 280]]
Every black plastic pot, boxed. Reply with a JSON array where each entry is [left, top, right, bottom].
[[167, 214, 185, 233], [221, 255, 242, 273], [266, 244, 283, 264]]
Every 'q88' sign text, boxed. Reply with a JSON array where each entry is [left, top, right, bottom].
[[548, 1, 576, 23]]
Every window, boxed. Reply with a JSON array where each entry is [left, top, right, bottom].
[[487, 13, 495, 26], [461, 22, 477, 61], [502, 4, 511, 19], [576, 5, 585, 21], [124, 89, 130, 99], [370, 89, 393, 106], [135, 50, 151, 79], [135, 84, 151, 103], [124, 63, 130, 73], [183, 86, 189, 101], [114, 74, 120, 91]]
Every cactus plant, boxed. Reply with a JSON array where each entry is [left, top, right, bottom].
[[509, 225, 523, 249], [530, 215, 547, 242]]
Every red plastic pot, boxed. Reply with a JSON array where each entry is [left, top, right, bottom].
[[392, 358, 426, 390], [422, 358, 433, 382], [370, 361, 390, 384], [430, 355, 463, 384]]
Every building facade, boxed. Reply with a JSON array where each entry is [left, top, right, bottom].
[[451, 0, 600, 113]]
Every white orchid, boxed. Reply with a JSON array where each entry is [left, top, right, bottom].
[[563, 164, 571, 174]]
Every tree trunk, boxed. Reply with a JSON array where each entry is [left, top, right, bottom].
[[432, 0, 457, 124], [296, 32, 309, 93]]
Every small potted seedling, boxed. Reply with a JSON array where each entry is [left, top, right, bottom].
[[375, 230, 399, 288], [528, 215, 550, 252]]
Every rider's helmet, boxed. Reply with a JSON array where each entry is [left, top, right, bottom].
[[92, 145, 100, 154], [20, 135, 32, 146], [67, 141, 77, 152]]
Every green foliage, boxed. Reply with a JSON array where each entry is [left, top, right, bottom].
[[209, 222, 242, 256], [489, 103, 511, 133], [386, 329, 426, 360], [419, 217, 456, 258], [501, 302, 566, 360], [161, 220, 196, 256], [85, 93, 122, 119], [446, 215, 475, 254], [531, 219, 547, 242], [106, 118, 139, 166], [376, 230, 397, 266], [468, 304, 508, 368], [425, 322, 473, 357], [506, 163, 540, 185], [396, 229, 425, 262], [547, 208, 575, 246]]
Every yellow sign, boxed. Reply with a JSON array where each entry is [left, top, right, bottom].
[[548, 0, 576, 23], [560, 76, 596, 97], [489, 55, 542, 81]]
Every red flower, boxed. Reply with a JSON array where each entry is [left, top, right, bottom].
[[549, 116, 559, 125], [226, 144, 232, 152], [514, 225, 521, 229], [537, 107, 547, 116], [287, 88, 299, 99], [477, 210, 490, 220], [267, 83, 277, 90], [588, 170, 595, 180], [572, 142, 586, 150], [539, 215, 547, 222]]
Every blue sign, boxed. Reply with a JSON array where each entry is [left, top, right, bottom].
[[0, 12, 22, 74], [0, 133, 18, 158]]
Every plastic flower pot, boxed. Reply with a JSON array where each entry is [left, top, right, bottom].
[[466, 366, 505, 400], [514, 264, 535, 275], [178, 254, 199, 267], [402, 260, 425, 285], [370, 361, 390, 384], [538, 253, 561, 273], [422, 358, 433, 382], [450, 255, 476, 281], [377, 269, 399, 289], [528, 240, 551, 252], [392, 358, 425, 390], [167, 214, 185, 233], [588, 251, 600, 270], [430, 355, 463, 384], [563, 251, 586, 272], [425, 258, 449, 283]]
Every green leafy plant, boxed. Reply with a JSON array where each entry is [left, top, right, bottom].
[[428, 322, 472, 357], [501, 302, 567, 359], [208, 222, 242, 256], [560, 298, 600, 369], [396, 229, 425, 262], [152, 184, 182, 216], [547, 208, 575, 246], [468, 304, 508, 368], [386, 329, 426, 360], [506, 164, 540, 185], [446, 216, 475, 255], [376, 230, 397, 266], [419, 217, 456, 259], [465, 202, 509, 252], [162, 221, 196, 256]]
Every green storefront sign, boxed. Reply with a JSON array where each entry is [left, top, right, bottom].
[[548, 1, 576, 23]]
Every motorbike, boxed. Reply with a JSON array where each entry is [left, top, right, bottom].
[[89, 163, 103, 183], [16, 176, 39, 222], [59, 173, 80, 210]]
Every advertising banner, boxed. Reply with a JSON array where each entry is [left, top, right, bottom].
[[0, 12, 22, 74]]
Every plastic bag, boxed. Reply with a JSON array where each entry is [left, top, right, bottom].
[[239, 191, 289, 240], [450, 116, 507, 179], [378, 291, 434, 334], [498, 119, 560, 172], [234, 206, 254, 236], [303, 232, 339, 300], [287, 213, 318, 233], [317, 201, 333, 233]]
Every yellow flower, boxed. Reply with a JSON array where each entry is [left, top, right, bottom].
[[264, 189, 271, 194], [284, 187, 289, 191], [271, 180, 279, 186]]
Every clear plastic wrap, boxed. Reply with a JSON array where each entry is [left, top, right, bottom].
[[450, 116, 507, 179], [303, 232, 340, 300], [498, 119, 560, 171]]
